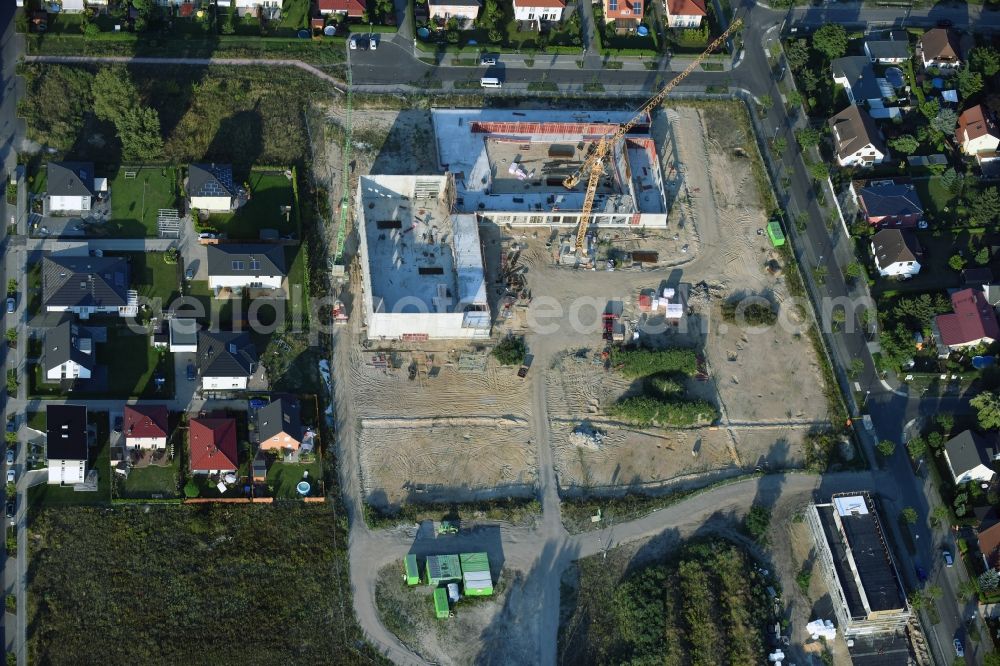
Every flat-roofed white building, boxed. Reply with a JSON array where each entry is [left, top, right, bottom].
[[357, 175, 490, 341]]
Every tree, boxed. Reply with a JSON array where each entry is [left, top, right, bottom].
[[920, 98, 940, 122], [971, 390, 1000, 429], [117, 107, 163, 162], [930, 108, 959, 136], [91, 67, 139, 125], [845, 261, 864, 282], [949, 253, 966, 271], [957, 67, 984, 99], [877, 439, 896, 457], [980, 568, 1000, 594], [808, 161, 829, 182], [940, 167, 962, 195], [183, 479, 199, 498], [812, 24, 848, 60], [888, 134, 919, 155], [937, 413, 954, 435], [83, 22, 100, 38], [784, 38, 810, 71], [901, 506, 919, 524], [976, 247, 990, 265], [745, 504, 771, 542], [795, 127, 821, 150], [771, 136, 787, 155], [4, 329, 14, 346], [908, 436, 927, 461], [971, 46, 1000, 77], [492, 335, 526, 366], [970, 187, 1000, 227], [957, 578, 979, 600]]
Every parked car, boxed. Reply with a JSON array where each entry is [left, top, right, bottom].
[[6, 469, 14, 484], [5, 297, 14, 313], [186, 363, 196, 381], [185, 266, 195, 280], [5, 498, 14, 519], [480, 55, 497, 66], [349, 36, 358, 49], [915, 565, 928, 583], [198, 232, 217, 240], [943, 550, 954, 567], [954, 638, 964, 657], [369, 35, 377, 50], [114, 416, 123, 433], [5, 449, 13, 466], [6, 419, 15, 433]]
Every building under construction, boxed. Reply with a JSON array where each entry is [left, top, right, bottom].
[[807, 492, 911, 637], [431, 109, 669, 229]]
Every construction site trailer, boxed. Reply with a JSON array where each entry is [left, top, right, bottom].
[[404, 554, 420, 586], [433, 587, 450, 619], [460, 552, 494, 596], [766, 221, 786, 247], [426, 554, 462, 585]]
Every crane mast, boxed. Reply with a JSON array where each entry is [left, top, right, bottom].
[[565, 18, 743, 255]]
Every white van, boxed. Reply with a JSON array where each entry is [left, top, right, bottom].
[[480, 77, 502, 88]]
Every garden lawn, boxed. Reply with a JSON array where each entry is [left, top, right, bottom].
[[28, 413, 110, 508], [207, 172, 298, 239], [97, 330, 174, 399], [28, 165, 47, 196], [266, 456, 323, 498], [276, 0, 309, 34], [122, 457, 180, 498], [914, 176, 960, 227], [107, 167, 179, 238], [108, 251, 182, 307]]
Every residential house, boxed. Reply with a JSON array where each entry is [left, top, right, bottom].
[[983, 281, 1000, 307], [512, 0, 566, 22], [964, 268, 995, 288], [218, 0, 283, 19], [664, 0, 705, 28], [46, 404, 88, 485], [257, 398, 303, 452], [918, 28, 962, 70], [188, 417, 238, 475], [55, 0, 86, 13], [863, 32, 910, 64], [427, 0, 480, 22], [943, 430, 999, 485], [831, 56, 888, 108], [934, 288, 1000, 352], [197, 330, 258, 390], [187, 164, 236, 212], [123, 404, 169, 450], [956, 105, 1000, 160], [206, 244, 287, 293], [43, 321, 94, 381], [168, 317, 199, 353], [46, 162, 104, 214], [976, 507, 1000, 569], [317, 0, 365, 17], [603, 0, 643, 30], [41, 255, 137, 319], [871, 229, 922, 278], [828, 105, 887, 168], [852, 180, 924, 227]]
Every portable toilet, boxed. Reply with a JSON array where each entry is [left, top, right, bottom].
[[404, 554, 420, 586], [766, 220, 786, 247], [433, 587, 450, 619]]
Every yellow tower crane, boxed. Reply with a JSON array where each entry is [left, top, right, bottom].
[[563, 17, 744, 255]]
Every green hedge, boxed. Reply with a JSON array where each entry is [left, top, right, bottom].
[[363, 496, 542, 528], [610, 347, 698, 378], [607, 396, 718, 427]]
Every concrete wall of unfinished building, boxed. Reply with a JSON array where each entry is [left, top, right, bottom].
[[368, 311, 491, 340], [480, 211, 668, 228]]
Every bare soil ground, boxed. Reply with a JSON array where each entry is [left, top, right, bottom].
[[375, 564, 535, 666]]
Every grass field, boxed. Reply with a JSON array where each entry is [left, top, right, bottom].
[[27, 412, 111, 508], [107, 167, 179, 238], [27, 504, 378, 664], [121, 456, 181, 498], [207, 171, 298, 239], [108, 251, 182, 307], [266, 455, 323, 498], [99, 330, 175, 398]]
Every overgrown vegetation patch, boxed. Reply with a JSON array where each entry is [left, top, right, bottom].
[[605, 346, 717, 426]]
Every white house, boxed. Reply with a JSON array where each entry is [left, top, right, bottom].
[[664, 0, 706, 28], [41, 255, 138, 319], [188, 163, 236, 212], [217, 0, 282, 18], [206, 244, 286, 294], [957, 105, 1000, 157], [512, 0, 566, 21], [871, 228, 922, 278], [944, 430, 999, 485], [197, 330, 258, 391], [919, 28, 962, 70], [57, 0, 86, 13], [46, 162, 103, 213], [428, 0, 481, 22], [44, 321, 94, 381], [828, 105, 886, 168], [123, 405, 169, 450], [46, 405, 88, 486]]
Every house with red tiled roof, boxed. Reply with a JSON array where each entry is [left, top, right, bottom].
[[189, 417, 238, 475], [318, 0, 366, 18], [976, 507, 1000, 569], [934, 288, 1000, 354], [664, 0, 705, 28], [513, 0, 566, 22], [602, 0, 643, 30], [123, 404, 169, 451], [957, 105, 1000, 158]]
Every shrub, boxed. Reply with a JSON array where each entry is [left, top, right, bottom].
[[183, 480, 199, 498], [610, 347, 697, 378], [877, 439, 896, 457], [606, 396, 718, 427], [720, 299, 777, 326], [492, 335, 526, 366], [647, 372, 686, 397], [745, 504, 771, 541]]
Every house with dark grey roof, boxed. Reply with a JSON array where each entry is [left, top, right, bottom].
[[43, 321, 94, 381], [828, 105, 886, 168], [188, 163, 236, 212], [863, 31, 910, 64], [168, 317, 199, 353], [46, 404, 88, 485], [871, 228, 922, 278], [831, 56, 889, 108], [197, 330, 258, 390], [206, 244, 287, 294], [41, 254, 137, 318], [851, 180, 924, 228], [943, 430, 999, 484], [46, 162, 106, 214], [257, 398, 303, 452]]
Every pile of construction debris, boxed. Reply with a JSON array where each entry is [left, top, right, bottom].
[[570, 425, 606, 450]]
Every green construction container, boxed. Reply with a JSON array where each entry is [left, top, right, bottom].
[[459, 552, 490, 573], [404, 554, 420, 586], [433, 587, 450, 619], [425, 554, 462, 585], [766, 220, 786, 247]]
